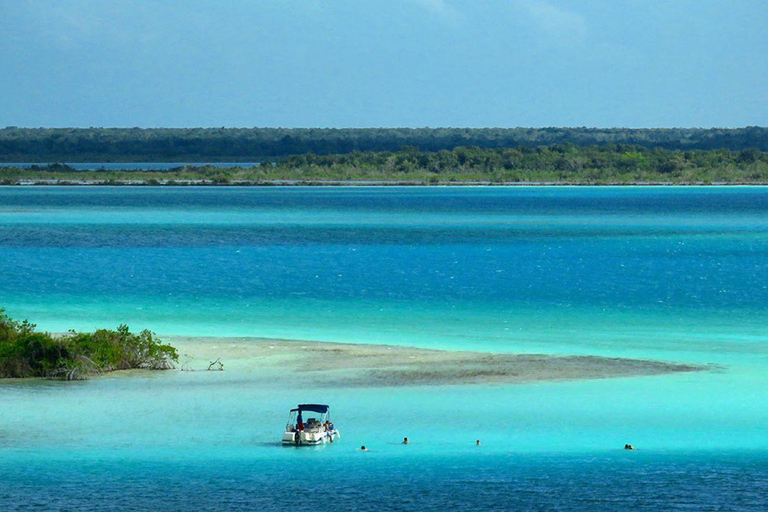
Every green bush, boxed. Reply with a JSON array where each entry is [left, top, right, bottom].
[[0, 309, 178, 380]]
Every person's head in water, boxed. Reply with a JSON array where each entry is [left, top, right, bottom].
[[476, 439, 481, 446], [403, 437, 409, 444], [360, 446, 368, 451]]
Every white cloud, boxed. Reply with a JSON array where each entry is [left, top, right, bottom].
[[514, 0, 587, 42], [409, 0, 462, 23]]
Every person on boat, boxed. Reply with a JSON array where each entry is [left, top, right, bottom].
[[320, 420, 333, 442], [296, 412, 305, 431]]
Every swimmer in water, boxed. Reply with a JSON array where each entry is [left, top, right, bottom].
[[403, 437, 409, 444]]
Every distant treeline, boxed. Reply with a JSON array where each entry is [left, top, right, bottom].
[[0, 309, 178, 380], [3, 144, 768, 185], [1, 126, 767, 162], [272, 144, 768, 184]]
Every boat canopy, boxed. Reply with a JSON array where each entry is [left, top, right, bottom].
[[291, 404, 329, 414]]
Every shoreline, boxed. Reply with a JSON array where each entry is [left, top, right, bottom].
[[166, 336, 707, 387], [4, 180, 768, 187]]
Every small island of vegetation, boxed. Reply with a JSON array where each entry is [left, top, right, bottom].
[[1, 127, 767, 186], [0, 309, 178, 380], [2, 143, 768, 186]]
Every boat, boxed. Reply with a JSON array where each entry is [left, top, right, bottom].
[[281, 404, 340, 446]]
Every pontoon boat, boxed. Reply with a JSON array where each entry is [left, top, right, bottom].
[[281, 404, 340, 446]]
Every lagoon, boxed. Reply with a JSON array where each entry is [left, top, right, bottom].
[[1, 186, 767, 510]]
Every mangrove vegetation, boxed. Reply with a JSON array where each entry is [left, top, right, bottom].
[[2, 144, 768, 185], [0, 309, 179, 380], [1, 126, 767, 163]]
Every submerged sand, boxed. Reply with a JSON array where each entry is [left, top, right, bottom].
[[166, 336, 705, 387]]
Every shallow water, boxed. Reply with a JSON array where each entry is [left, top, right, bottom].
[[1, 186, 767, 510]]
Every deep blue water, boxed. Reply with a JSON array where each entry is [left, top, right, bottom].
[[3, 186, 768, 314], [2, 186, 768, 510], [2, 187, 768, 354], [2, 452, 767, 512]]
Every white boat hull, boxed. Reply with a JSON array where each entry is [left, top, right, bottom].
[[282, 429, 340, 446]]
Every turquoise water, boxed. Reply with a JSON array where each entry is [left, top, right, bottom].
[[2, 186, 768, 510]]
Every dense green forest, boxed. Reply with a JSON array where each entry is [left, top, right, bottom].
[[2, 144, 768, 185], [1, 127, 767, 162], [0, 309, 178, 380]]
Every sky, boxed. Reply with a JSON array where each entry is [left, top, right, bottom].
[[0, 0, 766, 128]]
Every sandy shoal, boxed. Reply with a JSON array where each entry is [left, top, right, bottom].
[[164, 336, 706, 387]]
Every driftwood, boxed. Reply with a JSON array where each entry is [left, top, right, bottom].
[[180, 356, 224, 372]]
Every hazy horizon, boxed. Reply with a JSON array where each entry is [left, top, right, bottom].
[[2, 1, 766, 129]]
